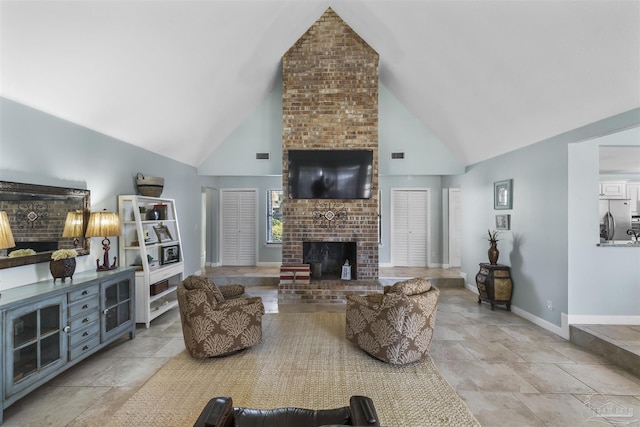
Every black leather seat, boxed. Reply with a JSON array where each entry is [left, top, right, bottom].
[[194, 395, 380, 427]]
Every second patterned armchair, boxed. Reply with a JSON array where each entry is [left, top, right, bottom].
[[346, 277, 439, 365], [177, 275, 265, 358]]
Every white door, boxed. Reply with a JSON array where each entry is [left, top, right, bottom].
[[200, 190, 207, 271], [391, 189, 430, 266], [448, 188, 462, 267], [221, 189, 257, 266]]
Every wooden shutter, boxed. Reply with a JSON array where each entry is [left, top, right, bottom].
[[391, 189, 429, 267], [221, 190, 257, 266]]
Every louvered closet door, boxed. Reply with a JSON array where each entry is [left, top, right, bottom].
[[221, 190, 257, 266], [391, 189, 429, 267]]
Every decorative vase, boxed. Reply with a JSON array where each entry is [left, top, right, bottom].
[[50, 258, 76, 282], [153, 204, 167, 220], [488, 240, 499, 265], [146, 208, 160, 220]]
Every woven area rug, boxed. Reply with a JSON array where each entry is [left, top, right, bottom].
[[107, 312, 479, 426]]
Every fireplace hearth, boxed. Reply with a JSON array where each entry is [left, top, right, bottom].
[[303, 241, 356, 280]]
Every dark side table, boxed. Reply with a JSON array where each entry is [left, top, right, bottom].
[[475, 263, 513, 311]]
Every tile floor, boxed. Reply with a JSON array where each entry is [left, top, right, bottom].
[[2, 267, 639, 426], [573, 324, 640, 357]]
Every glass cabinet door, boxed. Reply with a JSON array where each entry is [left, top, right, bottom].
[[5, 296, 67, 396], [101, 276, 133, 340]]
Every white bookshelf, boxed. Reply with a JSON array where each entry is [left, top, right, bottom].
[[118, 195, 184, 328]]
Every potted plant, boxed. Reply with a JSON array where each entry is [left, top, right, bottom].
[[8, 248, 36, 258], [50, 249, 78, 282]]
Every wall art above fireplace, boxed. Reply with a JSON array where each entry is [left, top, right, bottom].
[[312, 201, 347, 228]]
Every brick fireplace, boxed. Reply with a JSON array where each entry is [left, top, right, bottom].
[[281, 8, 380, 294], [303, 241, 357, 280]]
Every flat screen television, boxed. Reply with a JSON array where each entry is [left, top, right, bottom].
[[288, 150, 373, 199]]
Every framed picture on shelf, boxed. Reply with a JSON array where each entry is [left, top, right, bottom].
[[495, 214, 511, 230], [153, 224, 173, 242], [494, 179, 513, 210], [160, 244, 180, 265], [143, 226, 157, 244]]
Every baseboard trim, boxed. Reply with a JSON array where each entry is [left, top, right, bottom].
[[464, 280, 476, 293], [256, 261, 282, 267], [463, 282, 569, 339], [510, 306, 570, 340]]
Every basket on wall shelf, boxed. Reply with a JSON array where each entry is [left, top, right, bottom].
[[136, 173, 164, 197]]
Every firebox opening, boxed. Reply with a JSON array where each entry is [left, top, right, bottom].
[[303, 241, 357, 280]]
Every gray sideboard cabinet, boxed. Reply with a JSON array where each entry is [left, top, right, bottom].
[[0, 267, 136, 424]]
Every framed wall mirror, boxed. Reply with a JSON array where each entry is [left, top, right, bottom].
[[0, 181, 90, 269]]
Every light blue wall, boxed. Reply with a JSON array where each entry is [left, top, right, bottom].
[[204, 174, 446, 266], [204, 175, 447, 266], [198, 81, 283, 176], [198, 81, 461, 266], [4, 92, 636, 328], [443, 109, 640, 326], [568, 127, 640, 318], [444, 138, 569, 326], [379, 85, 464, 175], [198, 82, 463, 177], [0, 97, 209, 289]]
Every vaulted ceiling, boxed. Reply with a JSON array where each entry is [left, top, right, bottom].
[[1, 1, 638, 168]]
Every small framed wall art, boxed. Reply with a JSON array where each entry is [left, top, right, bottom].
[[161, 244, 180, 265], [494, 179, 513, 210], [495, 214, 511, 231]]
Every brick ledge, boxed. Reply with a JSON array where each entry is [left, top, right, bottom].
[[278, 279, 383, 303]]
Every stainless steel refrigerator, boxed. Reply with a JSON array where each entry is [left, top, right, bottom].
[[599, 199, 632, 241]]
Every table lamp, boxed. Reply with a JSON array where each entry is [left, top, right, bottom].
[[62, 211, 84, 247], [85, 209, 121, 271], [0, 211, 16, 256]]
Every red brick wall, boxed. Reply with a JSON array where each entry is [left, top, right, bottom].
[[282, 8, 379, 280]]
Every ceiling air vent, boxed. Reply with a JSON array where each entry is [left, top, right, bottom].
[[391, 152, 405, 159], [256, 153, 270, 160]]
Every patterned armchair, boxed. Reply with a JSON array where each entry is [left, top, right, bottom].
[[177, 276, 265, 358], [346, 278, 439, 365]]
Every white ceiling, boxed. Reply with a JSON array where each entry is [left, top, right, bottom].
[[599, 146, 640, 174], [1, 0, 639, 168]]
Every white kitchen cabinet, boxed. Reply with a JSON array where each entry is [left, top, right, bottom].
[[626, 182, 640, 215], [118, 195, 184, 328], [599, 181, 626, 199]]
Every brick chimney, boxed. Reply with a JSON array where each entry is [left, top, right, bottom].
[[281, 8, 379, 280]]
